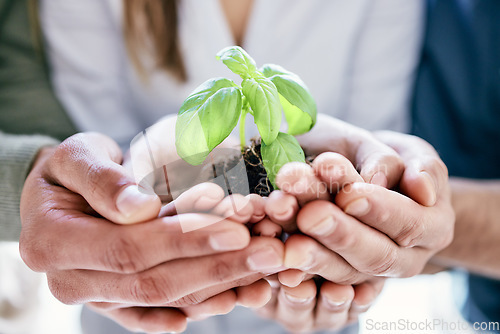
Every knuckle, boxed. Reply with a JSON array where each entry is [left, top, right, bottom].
[[131, 274, 171, 305], [85, 163, 111, 196], [330, 227, 357, 250], [393, 217, 425, 248], [19, 232, 51, 272], [210, 258, 235, 282], [423, 156, 448, 181], [365, 246, 398, 276], [50, 135, 85, 172], [103, 235, 143, 273]]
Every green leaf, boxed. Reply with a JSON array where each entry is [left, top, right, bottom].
[[216, 46, 257, 79], [260, 64, 317, 135], [261, 132, 306, 188], [241, 76, 281, 145], [175, 78, 242, 165]]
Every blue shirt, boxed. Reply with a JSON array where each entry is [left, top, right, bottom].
[[412, 0, 500, 329]]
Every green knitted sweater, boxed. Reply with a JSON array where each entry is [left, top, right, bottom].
[[0, 0, 76, 241]]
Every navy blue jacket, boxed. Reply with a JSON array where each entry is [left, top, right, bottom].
[[413, 0, 500, 328]]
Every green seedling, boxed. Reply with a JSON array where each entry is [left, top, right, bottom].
[[175, 46, 317, 187]]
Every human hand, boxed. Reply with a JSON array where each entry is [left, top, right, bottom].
[[273, 117, 454, 285], [243, 122, 453, 332], [242, 183, 383, 333], [255, 276, 385, 333], [19, 132, 284, 333]]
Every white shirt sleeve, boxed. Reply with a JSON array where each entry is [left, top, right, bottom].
[[340, 0, 425, 132], [40, 0, 143, 147]]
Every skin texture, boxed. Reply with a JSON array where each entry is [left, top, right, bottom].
[[431, 178, 500, 279], [270, 118, 453, 284], [19, 132, 283, 333], [18, 115, 455, 333], [248, 117, 454, 332]]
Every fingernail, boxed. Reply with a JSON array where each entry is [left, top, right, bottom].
[[283, 291, 314, 304], [209, 231, 246, 251], [247, 247, 282, 271], [309, 216, 335, 236], [370, 171, 388, 187], [273, 207, 294, 221], [323, 295, 349, 309], [116, 185, 157, 218], [420, 171, 437, 205], [351, 302, 372, 313], [281, 272, 307, 288], [344, 198, 370, 217]]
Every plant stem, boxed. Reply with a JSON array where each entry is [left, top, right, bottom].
[[239, 108, 247, 150]]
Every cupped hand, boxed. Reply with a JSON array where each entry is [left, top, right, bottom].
[[19, 132, 283, 333], [271, 118, 454, 284]]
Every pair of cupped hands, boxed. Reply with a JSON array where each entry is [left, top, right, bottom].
[[19, 115, 454, 333]]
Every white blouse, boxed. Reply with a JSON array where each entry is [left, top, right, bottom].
[[40, 0, 424, 149]]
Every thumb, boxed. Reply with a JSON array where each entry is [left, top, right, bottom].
[[47, 133, 161, 224]]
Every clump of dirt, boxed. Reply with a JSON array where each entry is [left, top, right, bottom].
[[201, 138, 315, 197], [242, 139, 273, 197]]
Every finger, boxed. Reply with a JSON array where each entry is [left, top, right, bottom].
[[182, 290, 237, 320], [246, 194, 267, 223], [252, 218, 283, 238], [278, 269, 306, 288], [294, 115, 404, 189], [376, 131, 449, 206], [278, 270, 315, 288], [255, 275, 281, 319], [296, 200, 428, 278], [22, 213, 251, 273], [211, 194, 254, 223], [46, 237, 284, 305], [88, 305, 187, 334], [350, 278, 385, 315], [88, 294, 239, 321], [335, 183, 453, 249], [353, 133, 405, 189], [159, 182, 225, 217], [312, 152, 364, 193], [315, 282, 354, 330], [275, 162, 329, 206], [235, 279, 273, 308], [265, 190, 299, 232], [276, 279, 317, 333], [283, 234, 368, 284], [46, 133, 161, 224]]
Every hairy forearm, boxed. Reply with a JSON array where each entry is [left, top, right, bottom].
[[430, 177, 500, 279]]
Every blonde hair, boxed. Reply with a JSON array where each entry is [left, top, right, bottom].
[[123, 0, 186, 81]]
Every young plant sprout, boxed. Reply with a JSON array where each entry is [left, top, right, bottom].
[[175, 46, 317, 187]]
